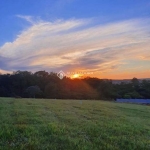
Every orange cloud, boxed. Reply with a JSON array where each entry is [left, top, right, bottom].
[[0, 17, 150, 79]]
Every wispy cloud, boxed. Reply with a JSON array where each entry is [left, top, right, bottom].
[[0, 17, 150, 78], [16, 15, 35, 24], [137, 55, 150, 60]]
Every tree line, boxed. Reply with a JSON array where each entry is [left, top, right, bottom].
[[0, 70, 150, 100]]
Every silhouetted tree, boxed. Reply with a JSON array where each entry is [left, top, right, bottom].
[[23, 86, 43, 98], [0, 70, 150, 100]]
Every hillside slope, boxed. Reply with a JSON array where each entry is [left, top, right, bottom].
[[0, 98, 150, 150]]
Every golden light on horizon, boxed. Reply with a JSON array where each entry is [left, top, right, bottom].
[[71, 74, 82, 79]]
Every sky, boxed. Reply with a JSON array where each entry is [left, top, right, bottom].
[[0, 0, 150, 79]]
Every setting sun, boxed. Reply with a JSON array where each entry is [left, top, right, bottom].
[[71, 74, 81, 79]]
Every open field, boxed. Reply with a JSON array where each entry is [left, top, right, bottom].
[[0, 98, 150, 150]]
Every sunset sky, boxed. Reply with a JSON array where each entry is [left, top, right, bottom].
[[0, 0, 150, 79]]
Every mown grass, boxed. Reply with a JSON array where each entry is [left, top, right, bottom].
[[0, 98, 150, 150]]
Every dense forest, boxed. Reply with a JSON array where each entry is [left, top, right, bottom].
[[0, 71, 150, 100]]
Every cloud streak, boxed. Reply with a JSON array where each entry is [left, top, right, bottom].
[[16, 15, 35, 24], [0, 17, 150, 78]]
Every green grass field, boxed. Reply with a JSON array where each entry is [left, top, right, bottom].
[[0, 98, 150, 150]]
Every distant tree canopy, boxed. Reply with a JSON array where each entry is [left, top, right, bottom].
[[0, 71, 150, 100], [23, 86, 43, 98]]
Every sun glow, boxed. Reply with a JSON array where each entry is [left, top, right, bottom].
[[71, 74, 81, 79]]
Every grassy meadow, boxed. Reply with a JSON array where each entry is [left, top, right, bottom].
[[0, 98, 150, 150]]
